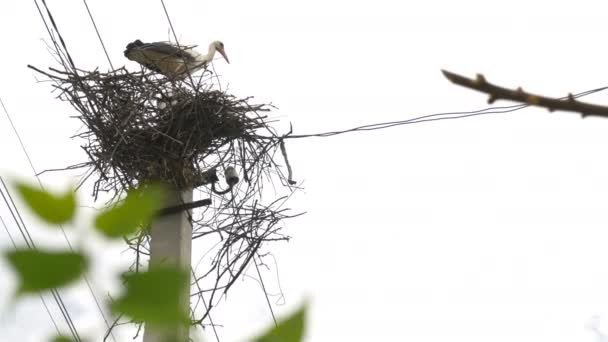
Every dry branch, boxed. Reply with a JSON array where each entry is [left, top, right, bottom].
[[442, 70, 608, 118]]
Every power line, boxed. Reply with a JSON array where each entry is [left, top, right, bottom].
[[0, 213, 62, 335], [23, 3, 121, 340], [156, 3, 223, 341], [0, 212, 18, 247], [28, 0, 142, 339], [31, 0, 69, 72], [190, 267, 220, 342], [0, 181, 35, 249], [1, 96, 116, 341], [0, 181, 81, 342], [159, 0, 198, 87], [254, 256, 277, 326], [81, 0, 114, 70], [0, 98, 43, 189], [277, 85, 608, 139], [36, 0, 77, 71]]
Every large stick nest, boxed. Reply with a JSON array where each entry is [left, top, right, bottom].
[[30, 66, 289, 195]]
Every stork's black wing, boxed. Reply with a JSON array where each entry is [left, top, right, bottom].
[[138, 42, 196, 61], [124, 40, 200, 77]]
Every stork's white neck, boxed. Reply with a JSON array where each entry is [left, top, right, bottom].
[[206, 42, 217, 62]]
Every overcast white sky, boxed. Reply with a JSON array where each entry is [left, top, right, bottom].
[[3, 0, 608, 341]]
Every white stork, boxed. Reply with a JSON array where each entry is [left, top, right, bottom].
[[124, 40, 230, 79]]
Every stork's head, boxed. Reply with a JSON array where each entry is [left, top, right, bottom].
[[211, 41, 230, 64], [124, 39, 145, 57]]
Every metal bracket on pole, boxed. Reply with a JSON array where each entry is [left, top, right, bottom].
[[157, 198, 212, 217]]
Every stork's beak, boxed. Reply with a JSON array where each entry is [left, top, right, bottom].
[[218, 48, 230, 64]]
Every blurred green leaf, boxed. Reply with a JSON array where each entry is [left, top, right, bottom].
[[94, 184, 164, 238], [255, 304, 306, 342], [51, 335, 76, 342], [6, 249, 87, 294], [111, 266, 189, 326], [15, 182, 76, 225]]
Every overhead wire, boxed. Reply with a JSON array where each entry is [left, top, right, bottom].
[[72, 2, 121, 337], [157, 1, 223, 339], [81, 0, 114, 70], [279, 85, 608, 139], [0, 92, 81, 341], [0, 212, 62, 335], [254, 256, 277, 326], [190, 267, 221, 342], [37, 0, 77, 71], [1, 94, 115, 341], [0, 180, 81, 342], [159, 0, 200, 88], [26, 0, 122, 339], [31, 0, 69, 72]]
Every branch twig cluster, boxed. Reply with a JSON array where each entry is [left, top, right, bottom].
[[442, 70, 608, 118]]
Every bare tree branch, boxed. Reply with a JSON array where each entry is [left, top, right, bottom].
[[442, 70, 608, 118]]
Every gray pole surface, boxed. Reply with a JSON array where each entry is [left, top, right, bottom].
[[143, 186, 193, 342]]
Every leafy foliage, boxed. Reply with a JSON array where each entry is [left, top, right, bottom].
[[255, 305, 306, 342], [6, 249, 87, 294], [3, 182, 306, 341], [94, 184, 164, 238], [15, 182, 76, 225], [111, 266, 189, 326]]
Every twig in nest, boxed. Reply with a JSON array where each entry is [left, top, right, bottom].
[[280, 140, 296, 185], [442, 70, 608, 118]]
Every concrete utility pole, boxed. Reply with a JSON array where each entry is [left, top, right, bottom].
[[143, 185, 193, 342]]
